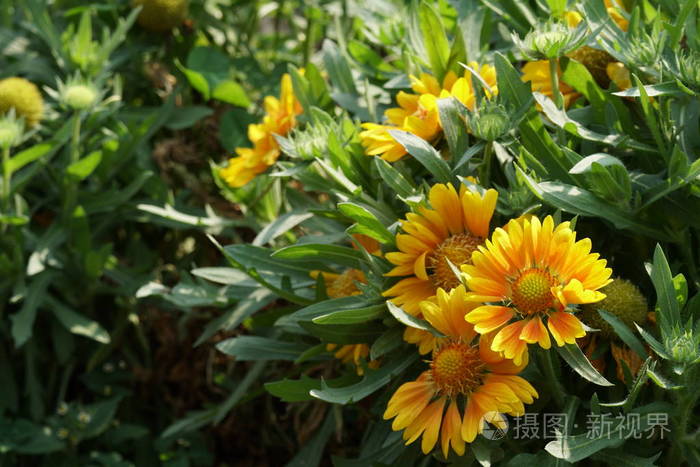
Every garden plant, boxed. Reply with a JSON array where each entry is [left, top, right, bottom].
[[1, 0, 700, 465]]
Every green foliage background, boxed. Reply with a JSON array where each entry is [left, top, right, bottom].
[[1, 0, 700, 466]]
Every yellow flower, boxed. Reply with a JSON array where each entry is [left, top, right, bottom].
[[360, 64, 497, 162], [605, 0, 629, 31], [522, 60, 580, 108], [606, 62, 632, 91], [326, 343, 379, 375], [383, 182, 498, 354], [0, 77, 44, 127], [463, 216, 613, 366], [133, 0, 188, 32], [311, 269, 366, 299], [384, 286, 537, 457], [219, 73, 302, 188]]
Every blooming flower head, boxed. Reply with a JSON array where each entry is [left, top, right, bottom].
[[0, 77, 44, 127], [384, 286, 538, 457], [463, 215, 613, 365], [360, 63, 497, 162], [383, 182, 498, 354], [606, 62, 632, 91], [522, 60, 580, 108], [219, 73, 302, 188]]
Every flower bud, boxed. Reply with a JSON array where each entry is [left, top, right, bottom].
[[133, 0, 188, 32], [0, 114, 24, 149], [468, 103, 511, 141], [62, 83, 98, 110], [581, 278, 648, 339], [514, 21, 588, 60]]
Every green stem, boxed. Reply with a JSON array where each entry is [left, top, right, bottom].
[[2, 144, 10, 213], [540, 348, 566, 408], [548, 57, 564, 110], [479, 142, 494, 187], [62, 114, 82, 218]]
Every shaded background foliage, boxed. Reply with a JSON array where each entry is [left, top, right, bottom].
[[1, 0, 700, 466]]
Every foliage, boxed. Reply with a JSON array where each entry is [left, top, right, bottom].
[[2, 0, 700, 466]]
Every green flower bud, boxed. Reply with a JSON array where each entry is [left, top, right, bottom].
[[670, 332, 697, 363], [133, 0, 188, 32], [678, 50, 700, 91], [514, 20, 588, 60], [580, 278, 648, 339], [0, 114, 24, 149], [468, 103, 511, 141], [0, 77, 44, 127], [62, 83, 98, 110]]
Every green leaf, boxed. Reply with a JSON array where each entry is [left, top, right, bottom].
[[299, 321, 385, 345], [212, 80, 251, 107], [373, 158, 417, 199], [569, 154, 625, 174], [591, 448, 662, 467], [66, 150, 102, 180], [279, 296, 383, 330], [7, 142, 52, 173], [418, 2, 450, 82], [216, 336, 310, 361], [518, 170, 670, 240], [313, 303, 386, 324], [386, 302, 444, 337], [47, 296, 110, 344], [273, 243, 365, 269], [310, 350, 418, 404], [338, 202, 395, 245], [253, 211, 314, 246], [194, 288, 276, 347], [635, 323, 671, 360], [10, 272, 53, 347], [388, 130, 452, 182], [286, 411, 336, 467], [649, 245, 681, 338], [555, 343, 614, 386], [597, 310, 647, 360], [165, 106, 214, 130], [265, 376, 323, 402], [223, 244, 324, 282], [370, 327, 404, 360], [438, 97, 469, 162], [545, 412, 656, 462]]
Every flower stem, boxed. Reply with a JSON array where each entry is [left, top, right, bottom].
[[2, 144, 11, 213], [548, 57, 564, 110], [479, 141, 494, 187], [63, 113, 82, 218], [540, 348, 566, 408]]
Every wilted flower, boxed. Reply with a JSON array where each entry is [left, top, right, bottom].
[[0, 77, 44, 127], [133, 0, 188, 32], [513, 20, 588, 60]]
